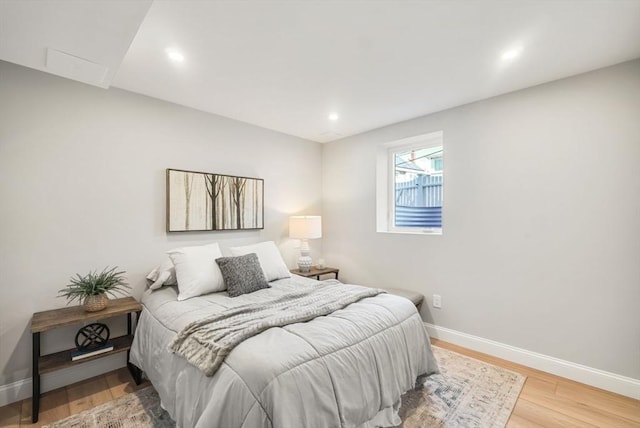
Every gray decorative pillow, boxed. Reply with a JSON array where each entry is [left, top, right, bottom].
[[215, 253, 270, 297]]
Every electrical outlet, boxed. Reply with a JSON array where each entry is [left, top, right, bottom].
[[433, 294, 442, 309]]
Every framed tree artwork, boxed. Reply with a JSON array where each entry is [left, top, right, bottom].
[[166, 169, 264, 232]]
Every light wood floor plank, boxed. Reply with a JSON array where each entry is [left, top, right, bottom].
[[520, 386, 639, 428], [555, 379, 640, 423], [19, 389, 69, 428], [521, 377, 557, 397], [0, 401, 21, 428], [66, 376, 113, 415], [512, 398, 598, 428]]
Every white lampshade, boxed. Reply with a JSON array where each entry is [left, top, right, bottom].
[[289, 216, 322, 239]]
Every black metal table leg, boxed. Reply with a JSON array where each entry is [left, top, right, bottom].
[[128, 362, 143, 385], [32, 332, 40, 423], [127, 312, 132, 336], [127, 311, 143, 385]]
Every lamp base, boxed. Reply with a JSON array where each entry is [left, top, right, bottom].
[[297, 255, 313, 272], [297, 238, 313, 272]]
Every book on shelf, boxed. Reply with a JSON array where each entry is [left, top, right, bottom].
[[71, 342, 114, 361]]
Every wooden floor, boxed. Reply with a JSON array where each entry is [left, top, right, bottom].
[[0, 368, 150, 428], [432, 340, 640, 428], [1, 340, 638, 427]]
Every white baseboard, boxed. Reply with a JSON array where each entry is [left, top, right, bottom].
[[425, 323, 640, 400], [0, 353, 125, 407]]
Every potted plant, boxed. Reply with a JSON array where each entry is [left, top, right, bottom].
[[58, 267, 130, 312]]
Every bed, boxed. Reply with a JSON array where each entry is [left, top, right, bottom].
[[130, 274, 438, 428]]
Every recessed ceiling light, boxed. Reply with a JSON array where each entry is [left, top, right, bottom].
[[166, 50, 184, 63], [501, 47, 522, 61], [328, 113, 339, 121]]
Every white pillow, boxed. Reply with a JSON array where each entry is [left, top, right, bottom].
[[146, 257, 178, 290], [167, 243, 225, 300], [230, 241, 291, 282]]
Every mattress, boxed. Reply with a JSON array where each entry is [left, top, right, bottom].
[[130, 275, 437, 428]]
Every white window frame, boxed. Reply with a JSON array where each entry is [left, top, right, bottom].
[[376, 131, 443, 235]]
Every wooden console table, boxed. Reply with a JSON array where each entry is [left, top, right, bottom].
[[31, 297, 142, 422]]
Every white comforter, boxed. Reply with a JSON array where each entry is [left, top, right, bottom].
[[130, 276, 437, 428]]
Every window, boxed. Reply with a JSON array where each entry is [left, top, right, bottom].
[[376, 131, 443, 234]]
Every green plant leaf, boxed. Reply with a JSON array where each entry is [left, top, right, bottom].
[[58, 266, 130, 304]]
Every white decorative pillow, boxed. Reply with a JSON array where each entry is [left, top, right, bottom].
[[146, 257, 178, 290], [167, 243, 225, 301], [229, 241, 291, 282]]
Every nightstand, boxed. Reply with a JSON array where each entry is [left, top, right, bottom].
[[290, 266, 339, 280], [30, 297, 143, 422]]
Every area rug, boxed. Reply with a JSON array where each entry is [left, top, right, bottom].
[[44, 346, 525, 428], [398, 346, 525, 427]]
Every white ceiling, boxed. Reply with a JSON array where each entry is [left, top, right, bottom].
[[2, 1, 640, 142], [0, 0, 151, 88]]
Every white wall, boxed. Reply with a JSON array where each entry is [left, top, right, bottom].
[[322, 60, 640, 380], [0, 61, 322, 394], [1, 57, 639, 403]]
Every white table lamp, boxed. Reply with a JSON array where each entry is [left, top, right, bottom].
[[289, 216, 322, 272]]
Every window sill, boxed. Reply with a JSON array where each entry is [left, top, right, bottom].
[[377, 229, 442, 236]]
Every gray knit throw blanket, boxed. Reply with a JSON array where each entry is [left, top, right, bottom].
[[170, 281, 383, 376]]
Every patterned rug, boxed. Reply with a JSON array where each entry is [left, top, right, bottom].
[[399, 347, 525, 427], [44, 346, 525, 428]]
